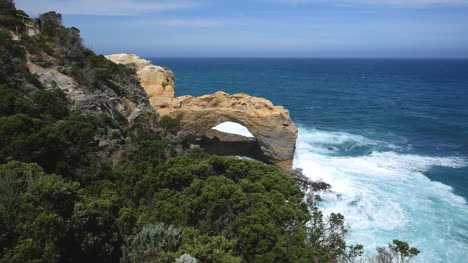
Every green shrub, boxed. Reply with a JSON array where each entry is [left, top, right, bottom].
[[0, 31, 12, 44], [121, 223, 182, 263], [32, 89, 69, 119], [178, 228, 240, 263], [0, 161, 78, 263], [129, 112, 161, 142], [369, 240, 420, 263], [16, 10, 29, 18], [175, 254, 198, 263], [39, 11, 62, 37], [159, 115, 180, 131], [125, 140, 176, 172], [37, 41, 54, 55], [0, 0, 18, 27], [0, 84, 33, 116], [70, 196, 121, 261]]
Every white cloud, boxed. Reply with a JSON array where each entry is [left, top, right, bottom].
[[273, 0, 468, 7], [14, 0, 199, 16]]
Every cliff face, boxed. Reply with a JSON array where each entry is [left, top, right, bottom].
[[26, 54, 155, 124], [105, 54, 176, 108], [106, 54, 298, 169]]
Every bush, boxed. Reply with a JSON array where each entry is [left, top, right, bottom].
[[16, 10, 28, 18], [178, 228, 240, 263], [32, 89, 69, 119], [0, 84, 33, 116], [0, 161, 78, 263], [121, 223, 182, 263], [70, 196, 121, 261], [37, 41, 54, 55], [39, 11, 62, 37], [369, 240, 420, 263], [176, 254, 198, 263], [0, 0, 18, 26], [159, 115, 180, 132]]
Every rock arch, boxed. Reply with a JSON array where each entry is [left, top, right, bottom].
[[199, 123, 262, 161], [159, 92, 298, 168], [106, 54, 298, 169]]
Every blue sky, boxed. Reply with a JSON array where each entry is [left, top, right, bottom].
[[15, 0, 468, 58]]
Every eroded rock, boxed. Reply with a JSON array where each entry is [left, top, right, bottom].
[[105, 53, 175, 108], [26, 53, 155, 124], [106, 54, 298, 169]]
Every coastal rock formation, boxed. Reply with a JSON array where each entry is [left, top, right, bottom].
[[105, 54, 175, 108], [106, 54, 298, 169], [161, 92, 297, 168]]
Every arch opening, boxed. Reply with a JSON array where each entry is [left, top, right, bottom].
[[212, 122, 254, 138], [193, 122, 267, 162]]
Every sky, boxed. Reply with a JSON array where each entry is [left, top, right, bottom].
[[14, 0, 468, 58]]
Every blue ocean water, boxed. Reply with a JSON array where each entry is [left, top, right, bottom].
[[149, 58, 468, 262]]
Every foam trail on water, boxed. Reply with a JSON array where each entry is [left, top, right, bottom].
[[212, 122, 254, 137], [293, 127, 468, 263]]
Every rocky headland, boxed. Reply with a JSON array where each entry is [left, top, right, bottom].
[[106, 53, 298, 170]]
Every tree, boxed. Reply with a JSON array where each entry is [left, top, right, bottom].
[[0, 1, 19, 27], [369, 240, 420, 263], [0, 161, 79, 263], [0, 84, 33, 117], [0, 0, 15, 10]]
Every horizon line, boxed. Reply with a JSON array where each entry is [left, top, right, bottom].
[[141, 56, 468, 60]]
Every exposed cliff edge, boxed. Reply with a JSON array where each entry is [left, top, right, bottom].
[[106, 54, 298, 169], [26, 54, 155, 124], [105, 53, 176, 108]]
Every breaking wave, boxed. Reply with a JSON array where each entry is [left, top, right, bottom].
[[293, 126, 468, 263]]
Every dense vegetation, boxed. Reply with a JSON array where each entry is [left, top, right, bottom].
[[0, 2, 419, 262], [0, 0, 20, 26]]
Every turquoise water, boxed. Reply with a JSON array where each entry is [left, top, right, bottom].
[[150, 58, 468, 262]]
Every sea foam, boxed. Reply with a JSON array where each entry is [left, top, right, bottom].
[[293, 126, 468, 263]]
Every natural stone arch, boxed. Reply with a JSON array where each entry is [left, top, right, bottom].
[[106, 54, 298, 169], [199, 122, 262, 161], [158, 92, 298, 168]]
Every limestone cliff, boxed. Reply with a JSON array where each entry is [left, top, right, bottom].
[[105, 54, 175, 108], [107, 54, 298, 169], [26, 54, 154, 124]]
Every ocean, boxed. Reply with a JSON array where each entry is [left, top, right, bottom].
[[149, 58, 468, 262]]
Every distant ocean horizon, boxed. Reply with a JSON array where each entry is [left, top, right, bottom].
[[148, 57, 468, 263], [152, 57, 468, 60]]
